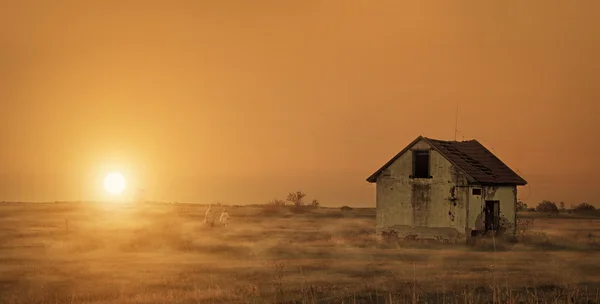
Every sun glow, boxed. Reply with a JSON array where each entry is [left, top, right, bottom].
[[103, 172, 126, 195]]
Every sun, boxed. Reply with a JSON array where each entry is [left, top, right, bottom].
[[103, 172, 126, 195]]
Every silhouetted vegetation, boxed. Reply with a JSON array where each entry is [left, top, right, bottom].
[[340, 205, 353, 212], [516, 200, 528, 212], [262, 199, 284, 215], [262, 191, 321, 214], [573, 202, 596, 213], [536, 200, 559, 213], [286, 191, 306, 207], [310, 199, 320, 208]]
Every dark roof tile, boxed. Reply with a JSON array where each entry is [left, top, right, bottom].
[[366, 136, 527, 185]]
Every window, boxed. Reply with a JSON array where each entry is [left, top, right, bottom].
[[472, 188, 482, 196], [412, 150, 430, 178]]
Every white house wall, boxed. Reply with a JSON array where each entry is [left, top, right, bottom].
[[375, 139, 471, 241], [468, 185, 517, 235], [375, 139, 519, 240]]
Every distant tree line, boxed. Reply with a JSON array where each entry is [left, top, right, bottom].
[[517, 200, 596, 213]]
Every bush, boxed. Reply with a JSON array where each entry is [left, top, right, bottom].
[[271, 199, 286, 207], [262, 200, 285, 215], [536, 200, 559, 213], [573, 202, 596, 213], [310, 199, 320, 208], [340, 206, 353, 212]]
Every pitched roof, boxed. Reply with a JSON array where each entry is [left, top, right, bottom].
[[366, 136, 527, 185]]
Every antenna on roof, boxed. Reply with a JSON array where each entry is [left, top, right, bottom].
[[454, 104, 459, 141]]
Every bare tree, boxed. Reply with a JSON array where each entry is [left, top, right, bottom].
[[310, 199, 320, 208], [286, 191, 306, 207]]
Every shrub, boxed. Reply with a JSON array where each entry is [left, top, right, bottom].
[[340, 206, 353, 212], [310, 199, 320, 208], [573, 202, 596, 213], [536, 200, 559, 213], [271, 199, 286, 207], [262, 200, 285, 215]]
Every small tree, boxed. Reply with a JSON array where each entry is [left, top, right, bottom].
[[559, 202, 565, 211], [536, 200, 559, 213], [310, 199, 320, 208], [286, 191, 306, 207]]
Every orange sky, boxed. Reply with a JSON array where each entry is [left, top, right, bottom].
[[1, 1, 599, 206]]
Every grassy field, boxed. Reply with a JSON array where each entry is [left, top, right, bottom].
[[0, 202, 599, 303]]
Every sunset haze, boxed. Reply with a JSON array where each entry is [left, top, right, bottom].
[[1, 1, 599, 206]]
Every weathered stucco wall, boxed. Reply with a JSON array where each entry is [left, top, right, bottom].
[[467, 185, 517, 235], [375, 139, 471, 241], [467, 186, 484, 233], [375, 139, 519, 240]]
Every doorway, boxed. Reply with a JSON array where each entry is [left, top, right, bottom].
[[484, 200, 500, 231]]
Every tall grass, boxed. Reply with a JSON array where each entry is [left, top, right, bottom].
[[0, 203, 598, 303]]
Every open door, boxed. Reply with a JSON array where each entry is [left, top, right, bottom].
[[484, 200, 500, 231]]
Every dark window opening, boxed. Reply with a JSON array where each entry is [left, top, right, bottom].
[[413, 150, 430, 178], [472, 188, 482, 196]]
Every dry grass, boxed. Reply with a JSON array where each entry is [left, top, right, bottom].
[[0, 202, 599, 303]]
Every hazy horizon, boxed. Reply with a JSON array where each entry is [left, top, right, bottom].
[[1, 1, 599, 207]]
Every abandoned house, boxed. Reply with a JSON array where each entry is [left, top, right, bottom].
[[366, 135, 527, 242]]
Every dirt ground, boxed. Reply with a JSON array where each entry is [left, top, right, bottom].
[[0, 202, 599, 303]]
